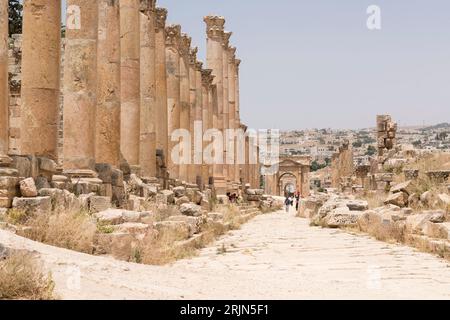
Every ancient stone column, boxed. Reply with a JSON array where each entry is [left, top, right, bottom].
[[227, 47, 237, 184], [96, 0, 121, 167], [178, 34, 191, 183], [165, 25, 181, 180], [201, 69, 214, 187], [21, 0, 61, 159], [235, 59, 241, 131], [222, 32, 231, 183], [64, 0, 98, 173], [155, 7, 168, 176], [0, 1, 9, 164], [195, 61, 203, 188], [139, 1, 157, 178], [187, 48, 198, 185], [204, 16, 226, 194], [120, 0, 141, 171]]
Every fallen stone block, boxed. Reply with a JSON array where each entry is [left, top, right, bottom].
[[19, 178, 38, 198], [95, 209, 124, 225], [175, 196, 190, 206], [180, 203, 202, 217], [384, 192, 408, 207], [89, 196, 112, 213], [12, 196, 51, 215]]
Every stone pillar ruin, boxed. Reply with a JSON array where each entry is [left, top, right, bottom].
[[120, 0, 141, 171], [178, 33, 191, 183], [222, 32, 231, 182], [139, 1, 157, 178], [165, 25, 181, 180], [187, 47, 198, 185], [194, 61, 203, 188], [227, 47, 237, 184], [377, 115, 397, 158], [0, 0, 9, 164], [154, 7, 168, 178], [63, 0, 98, 174], [21, 0, 61, 160], [96, 0, 121, 167], [201, 69, 214, 187], [204, 16, 226, 194]]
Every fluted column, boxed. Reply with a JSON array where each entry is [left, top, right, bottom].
[[165, 25, 181, 180], [139, 1, 157, 178], [178, 34, 191, 183], [0, 1, 8, 163], [155, 7, 168, 176], [120, 0, 140, 170], [21, 0, 61, 159], [204, 16, 226, 194], [235, 59, 241, 131], [96, 0, 121, 167], [64, 0, 98, 173]]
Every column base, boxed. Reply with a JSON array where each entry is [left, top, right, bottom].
[[0, 155, 12, 168], [213, 175, 227, 195]]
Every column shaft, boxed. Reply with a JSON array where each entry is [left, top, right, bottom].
[[165, 25, 181, 180], [139, 3, 157, 178], [64, 0, 97, 171], [120, 0, 140, 169], [0, 1, 8, 159], [21, 0, 61, 159], [194, 62, 203, 187], [96, 0, 121, 167], [155, 8, 168, 175], [178, 34, 191, 182]]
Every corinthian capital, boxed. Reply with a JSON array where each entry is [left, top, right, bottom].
[[228, 46, 237, 62], [179, 33, 192, 57], [155, 7, 168, 30], [201, 69, 214, 87], [222, 31, 232, 47], [165, 24, 181, 48], [204, 15, 225, 40], [195, 61, 204, 72], [140, 0, 156, 13], [235, 59, 242, 68], [189, 47, 198, 66]]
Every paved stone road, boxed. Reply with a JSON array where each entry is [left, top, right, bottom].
[[2, 208, 450, 299]]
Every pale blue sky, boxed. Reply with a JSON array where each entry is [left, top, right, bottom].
[[59, 0, 450, 129]]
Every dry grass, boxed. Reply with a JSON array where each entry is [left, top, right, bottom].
[[360, 191, 386, 209], [0, 252, 55, 300], [10, 210, 97, 254]]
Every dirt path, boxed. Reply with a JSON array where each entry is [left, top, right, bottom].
[[2, 208, 450, 300]]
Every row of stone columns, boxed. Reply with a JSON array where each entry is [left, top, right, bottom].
[[0, 1, 260, 193]]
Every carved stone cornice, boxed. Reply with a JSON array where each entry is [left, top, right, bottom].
[[165, 24, 181, 48], [179, 33, 192, 57], [155, 7, 168, 30], [201, 69, 214, 87]]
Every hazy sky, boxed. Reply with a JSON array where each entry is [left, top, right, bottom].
[[60, 0, 450, 130]]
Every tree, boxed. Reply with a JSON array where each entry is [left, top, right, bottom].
[[366, 145, 377, 156], [352, 140, 363, 148], [8, 0, 23, 36]]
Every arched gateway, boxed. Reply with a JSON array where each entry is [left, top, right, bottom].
[[263, 156, 311, 197]]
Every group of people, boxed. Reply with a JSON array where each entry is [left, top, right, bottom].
[[284, 192, 301, 213]]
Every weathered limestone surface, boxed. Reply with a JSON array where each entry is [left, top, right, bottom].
[[201, 69, 214, 187], [64, 0, 98, 172], [96, 0, 121, 167], [165, 25, 181, 180], [0, 0, 8, 160], [154, 7, 168, 175], [120, 0, 141, 169], [204, 16, 226, 194], [178, 33, 191, 183], [139, 2, 157, 178], [21, 0, 61, 160]]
